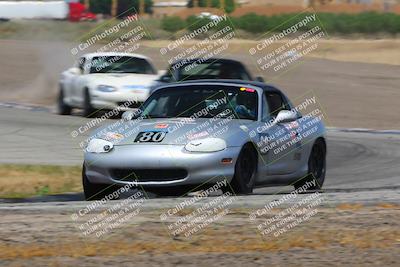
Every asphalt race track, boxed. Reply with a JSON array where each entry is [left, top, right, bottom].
[[1, 105, 400, 266], [0, 106, 399, 196]]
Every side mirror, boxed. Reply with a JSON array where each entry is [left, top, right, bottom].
[[121, 110, 140, 121], [274, 110, 297, 124], [255, 76, 264, 82], [159, 75, 172, 83], [69, 67, 81, 75]]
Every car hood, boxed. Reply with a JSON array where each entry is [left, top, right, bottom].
[[93, 118, 255, 147], [86, 73, 160, 87]]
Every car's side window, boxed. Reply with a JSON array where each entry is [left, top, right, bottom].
[[261, 93, 271, 121], [238, 65, 252, 81], [265, 92, 290, 118]]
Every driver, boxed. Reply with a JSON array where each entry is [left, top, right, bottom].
[[235, 92, 257, 119]]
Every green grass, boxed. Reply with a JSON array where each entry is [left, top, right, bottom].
[[0, 164, 82, 198]]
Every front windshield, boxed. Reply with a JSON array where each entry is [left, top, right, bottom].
[[140, 85, 258, 121], [89, 56, 156, 74], [172, 61, 251, 81]]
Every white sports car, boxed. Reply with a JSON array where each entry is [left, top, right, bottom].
[[58, 52, 160, 117]]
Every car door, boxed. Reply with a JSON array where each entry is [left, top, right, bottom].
[[70, 56, 88, 105], [61, 58, 84, 103], [259, 91, 303, 175]]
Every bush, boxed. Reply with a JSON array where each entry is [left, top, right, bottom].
[[233, 12, 400, 34], [186, 15, 212, 32], [161, 16, 186, 32], [234, 13, 269, 33]]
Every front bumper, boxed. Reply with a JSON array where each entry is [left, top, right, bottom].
[[90, 90, 150, 110], [84, 144, 241, 187]]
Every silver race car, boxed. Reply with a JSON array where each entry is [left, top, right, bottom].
[[83, 80, 326, 200]]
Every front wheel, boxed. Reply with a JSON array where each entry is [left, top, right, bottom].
[[294, 139, 326, 190], [57, 88, 72, 115], [225, 143, 257, 195], [82, 89, 95, 118]]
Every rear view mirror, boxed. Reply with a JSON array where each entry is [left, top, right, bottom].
[[255, 76, 264, 82], [274, 110, 297, 124]]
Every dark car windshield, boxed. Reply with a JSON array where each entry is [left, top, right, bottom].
[[89, 56, 156, 74], [166, 61, 251, 82], [140, 85, 258, 120]]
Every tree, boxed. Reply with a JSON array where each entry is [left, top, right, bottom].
[[187, 0, 207, 7], [88, 0, 153, 16], [118, 0, 153, 15], [88, 0, 112, 15], [198, 0, 207, 7], [211, 0, 220, 8], [224, 0, 235, 13]]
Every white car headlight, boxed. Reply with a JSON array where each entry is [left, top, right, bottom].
[[185, 138, 227, 153], [86, 138, 114, 153], [97, 85, 117, 92], [123, 85, 149, 90]]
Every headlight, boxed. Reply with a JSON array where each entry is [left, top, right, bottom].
[[97, 85, 117, 92], [123, 85, 149, 90], [86, 138, 114, 153], [185, 138, 227, 152]]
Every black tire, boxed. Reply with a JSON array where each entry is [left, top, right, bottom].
[[226, 143, 257, 195], [294, 139, 326, 190], [82, 165, 119, 201], [82, 89, 95, 118], [57, 87, 72, 115]]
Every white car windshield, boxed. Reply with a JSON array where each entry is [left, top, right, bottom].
[[89, 56, 156, 74], [141, 85, 258, 120]]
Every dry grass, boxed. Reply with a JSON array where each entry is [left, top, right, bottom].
[[0, 164, 82, 198], [0, 226, 397, 259], [311, 39, 400, 65], [336, 203, 364, 210], [0, 204, 399, 264]]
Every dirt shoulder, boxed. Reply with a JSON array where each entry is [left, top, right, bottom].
[[0, 200, 399, 266]]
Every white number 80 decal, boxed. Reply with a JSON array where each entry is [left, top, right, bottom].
[[135, 131, 167, 143]]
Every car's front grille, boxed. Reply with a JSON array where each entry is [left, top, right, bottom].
[[111, 168, 188, 182]]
